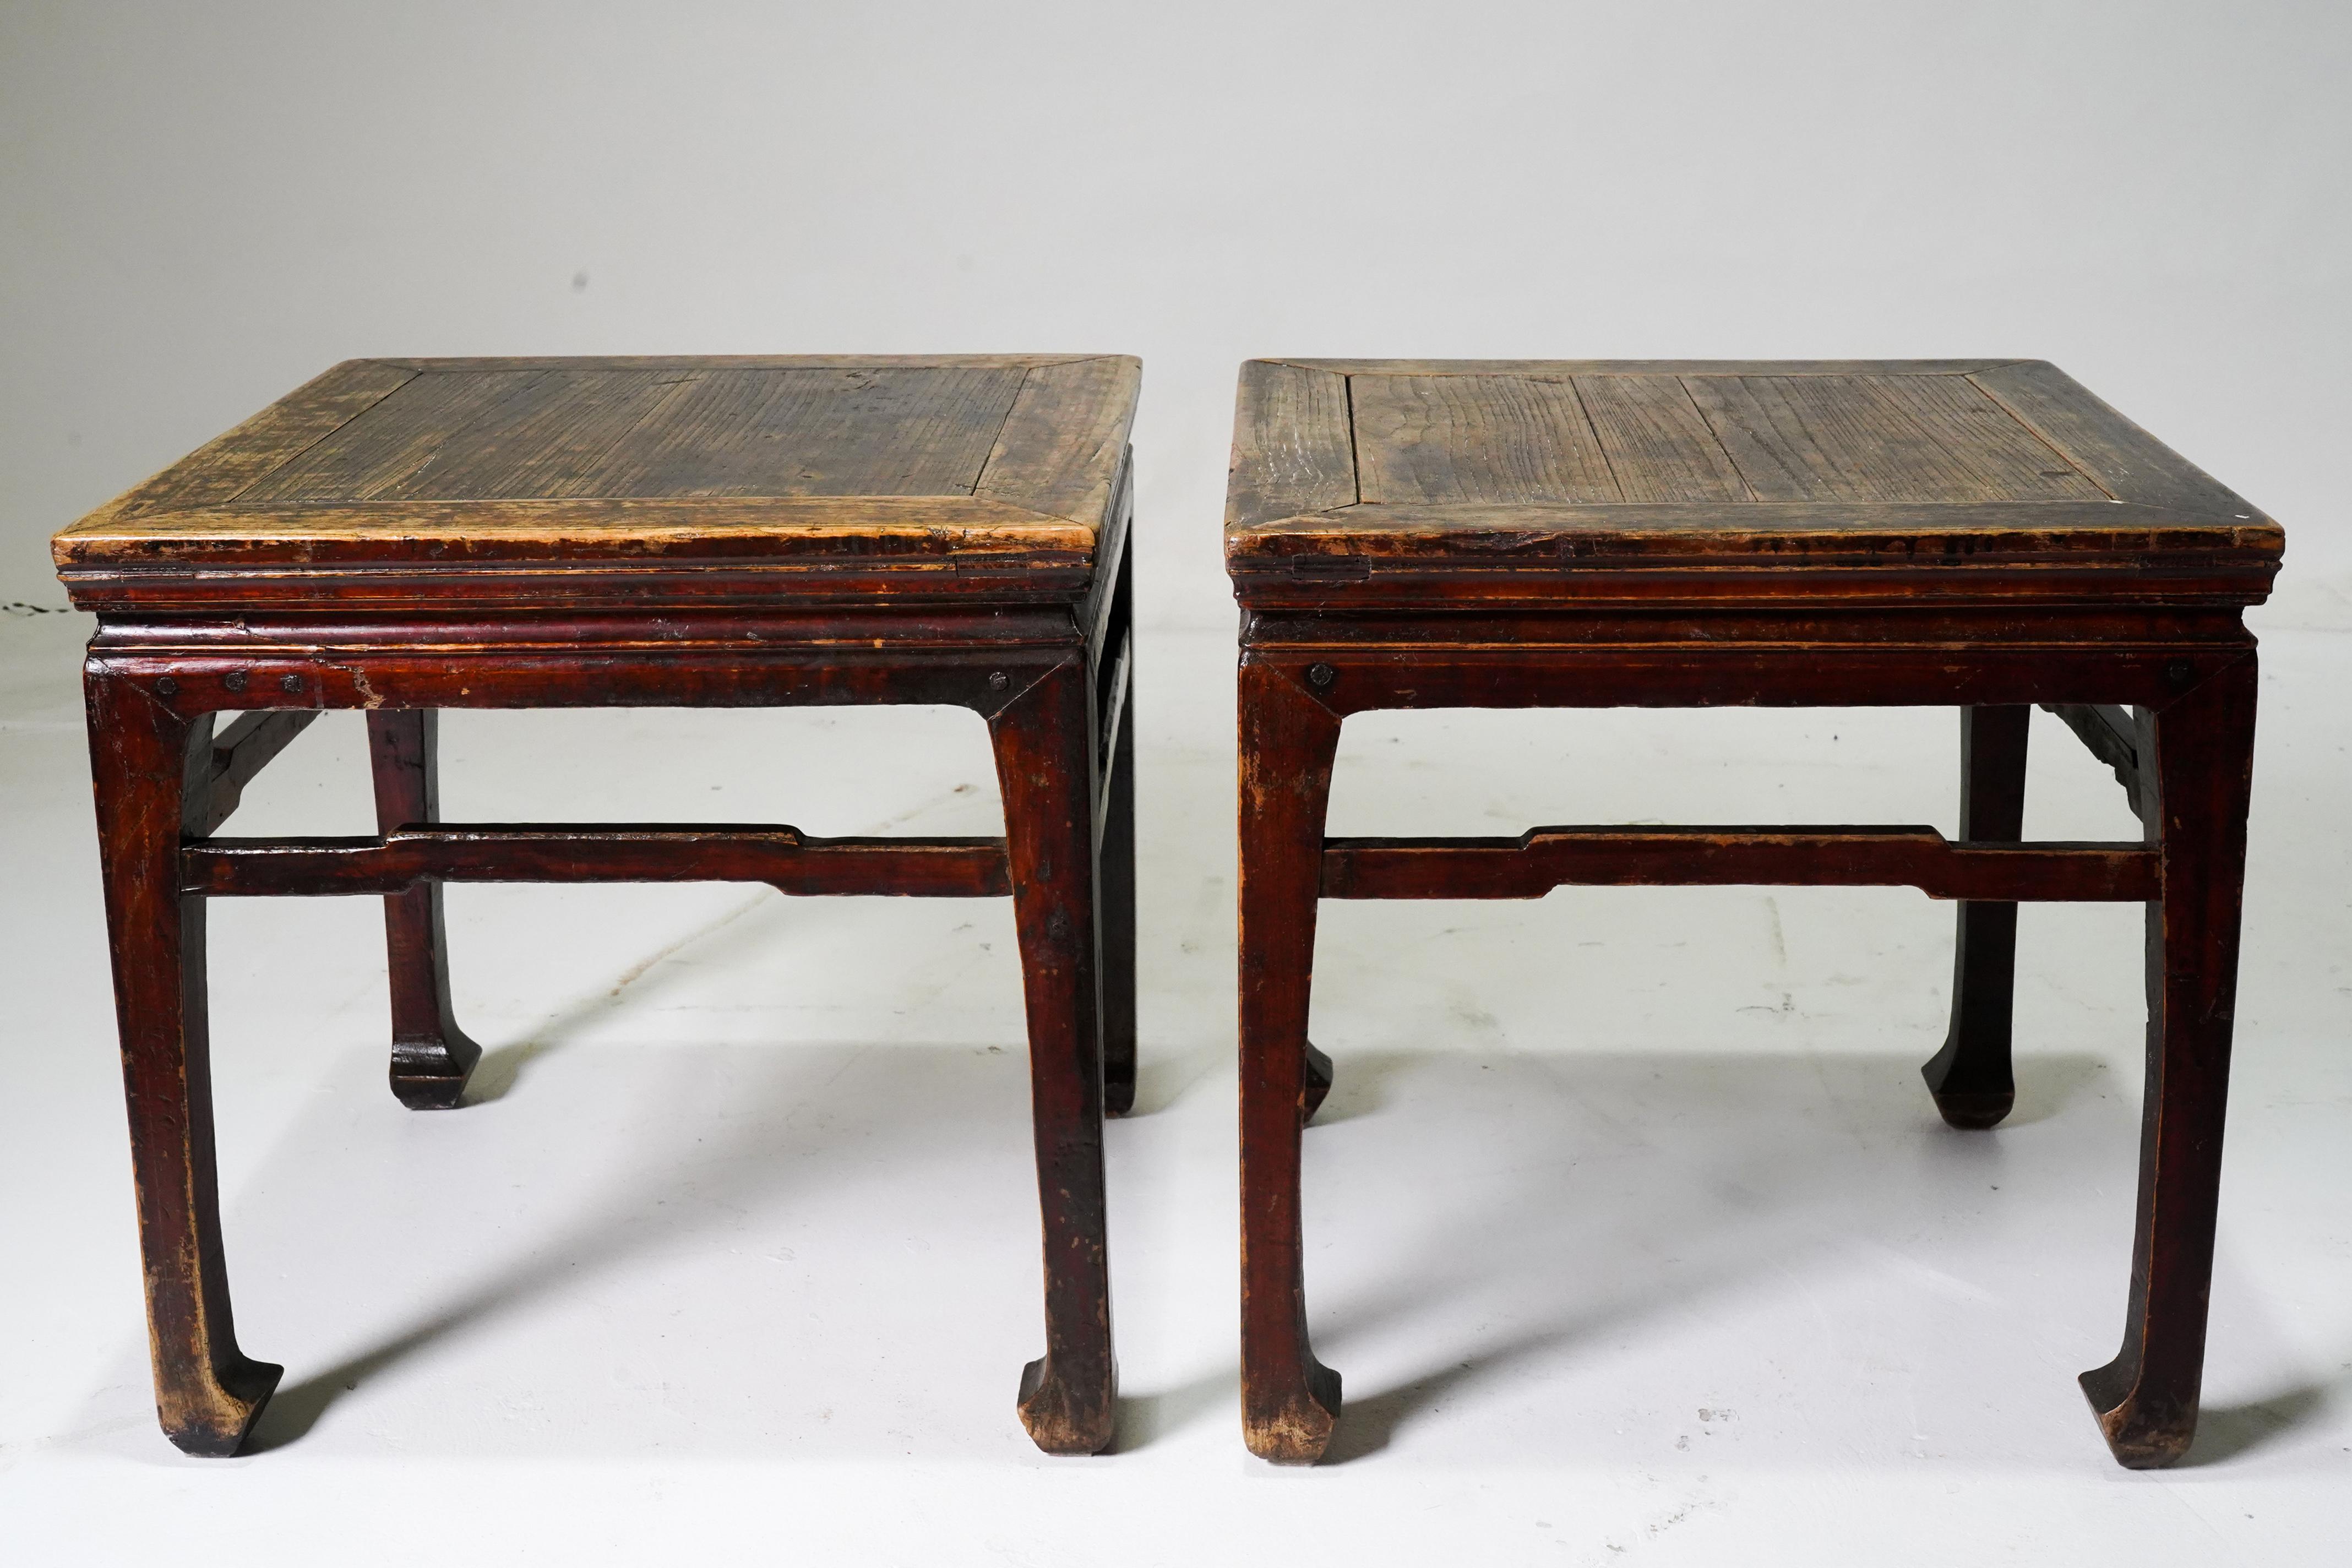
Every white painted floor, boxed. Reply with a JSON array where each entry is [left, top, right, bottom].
[[2, 596, 2348, 1565]]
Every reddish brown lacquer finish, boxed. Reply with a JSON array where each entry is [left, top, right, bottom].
[[1225, 358, 2280, 1467], [60, 355, 1141, 1457]]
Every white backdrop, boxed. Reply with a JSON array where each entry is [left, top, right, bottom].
[[6, 8, 2352, 1563], [4, 1, 2348, 621]]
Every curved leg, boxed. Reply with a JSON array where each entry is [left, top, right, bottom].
[[88, 672, 282, 1455], [368, 711, 481, 1109], [1923, 704, 2030, 1128], [1098, 673, 1138, 1118], [2081, 659, 2257, 1467], [989, 661, 1116, 1455], [1238, 658, 1344, 1463]]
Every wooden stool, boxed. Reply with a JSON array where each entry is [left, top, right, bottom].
[[55, 354, 1140, 1457], [1224, 358, 2281, 1468]]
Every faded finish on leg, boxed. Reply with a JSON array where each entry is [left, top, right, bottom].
[[1923, 704, 2031, 1129], [2082, 657, 2259, 1467], [368, 711, 482, 1109], [1237, 658, 1345, 1464], [88, 673, 282, 1456], [990, 660, 1118, 1455]]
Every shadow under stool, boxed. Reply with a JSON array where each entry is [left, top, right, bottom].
[[1222, 357, 2281, 1468], [55, 353, 1141, 1457]]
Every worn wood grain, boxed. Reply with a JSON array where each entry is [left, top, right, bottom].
[[239, 369, 553, 502], [113, 360, 418, 518], [1683, 371, 2108, 505], [1968, 362, 2259, 518], [1739, 374, 2025, 502], [976, 356, 1144, 527], [1225, 362, 1357, 529], [1352, 374, 1616, 505], [571, 365, 1025, 499], [368, 369, 696, 502], [1859, 374, 2107, 502], [1571, 375, 1749, 503], [1678, 374, 1854, 501]]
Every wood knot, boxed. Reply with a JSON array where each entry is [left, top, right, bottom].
[[1306, 662, 1336, 689]]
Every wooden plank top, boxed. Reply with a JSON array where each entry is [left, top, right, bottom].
[[55, 355, 1140, 593], [1226, 360, 2280, 606]]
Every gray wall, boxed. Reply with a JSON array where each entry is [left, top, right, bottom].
[[5, 2, 2346, 622]]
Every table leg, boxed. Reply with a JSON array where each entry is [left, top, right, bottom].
[[989, 660, 1117, 1455], [88, 671, 281, 1455], [1923, 704, 2030, 1128], [1238, 659, 1344, 1463], [2081, 656, 2257, 1467], [368, 711, 481, 1109]]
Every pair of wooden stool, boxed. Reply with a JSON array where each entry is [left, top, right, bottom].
[[56, 356, 2279, 1468]]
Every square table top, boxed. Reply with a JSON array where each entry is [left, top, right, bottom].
[[54, 354, 1140, 611], [1224, 359, 2280, 606]]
